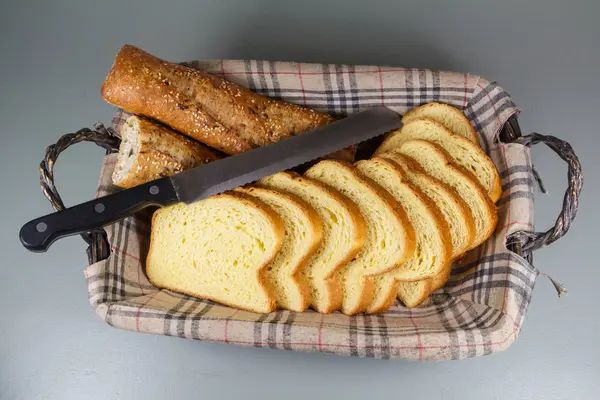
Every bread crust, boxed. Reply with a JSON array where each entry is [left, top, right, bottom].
[[113, 116, 221, 188], [376, 117, 502, 203], [146, 192, 285, 314], [396, 140, 498, 250], [380, 152, 476, 258], [101, 45, 353, 159], [402, 102, 480, 145]]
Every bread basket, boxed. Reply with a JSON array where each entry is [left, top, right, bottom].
[[35, 60, 582, 360]]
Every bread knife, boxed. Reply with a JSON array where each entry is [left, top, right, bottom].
[[20, 106, 401, 253]]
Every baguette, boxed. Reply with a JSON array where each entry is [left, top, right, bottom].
[[112, 115, 221, 188], [101, 45, 354, 161]]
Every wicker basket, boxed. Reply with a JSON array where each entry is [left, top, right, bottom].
[[31, 60, 583, 360]]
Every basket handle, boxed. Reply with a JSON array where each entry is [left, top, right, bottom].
[[506, 133, 583, 257], [39, 123, 121, 264]]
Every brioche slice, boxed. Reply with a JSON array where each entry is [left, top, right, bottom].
[[380, 152, 475, 258], [305, 160, 415, 315], [146, 193, 285, 313], [356, 158, 452, 313], [375, 118, 502, 203], [257, 172, 366, 314], [402, 102, 480, 145], [387, 140, 498, 249], [112, 115, 221, 189], [235, 187, 323, 312]]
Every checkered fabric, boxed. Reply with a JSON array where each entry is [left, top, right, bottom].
[[84, 60, 538, 360]]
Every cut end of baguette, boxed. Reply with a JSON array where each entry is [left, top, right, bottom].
[[146, 193, 285, 314], [112, 116, 141, 186]]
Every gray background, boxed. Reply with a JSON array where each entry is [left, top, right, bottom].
[[1, 0, 598, 399]]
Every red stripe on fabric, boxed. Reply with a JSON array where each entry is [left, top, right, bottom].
[[500, 143, 511, 314], [203, 327, 518, 351], [463, 74, 468, 108], [105, 161, 116, 166], [477, 83, 503, 128], [317, 313, 323, 352], [218, 68, 411, 76], [408, 309, 423, 360], [111, 244, 141, 262], [378, 66, 385, 105], [220, 60, 225, 76], [224, 310, 239, 344], [136, 292, 160, 332], [297, 64, 307, 106]]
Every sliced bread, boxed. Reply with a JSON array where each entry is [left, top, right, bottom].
[[355, 158, 452, 313], [387, 140, 498, 249], [235, 187, 323, 312], [396, 280, 433, 308], [257, 172, 366, 314], [402, 102, 480, 145], [375, 118, 502, 203], [380, 152, 475, 258], [305, 160, 415, 315], [146, 192, 285, 313], [112, 115, 221, 189]]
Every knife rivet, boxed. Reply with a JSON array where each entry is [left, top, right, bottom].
[[95, 203, 105, 213], [149, 185, 159, 195], [36, 222, 47, 233]]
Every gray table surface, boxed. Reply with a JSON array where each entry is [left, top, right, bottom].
[[1, 1, 598, 399]]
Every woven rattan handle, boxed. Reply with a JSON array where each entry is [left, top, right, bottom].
[[507, 133, 583, 256], [39, 123, 121, 263]]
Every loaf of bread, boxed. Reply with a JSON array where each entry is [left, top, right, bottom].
[[258, 172, 366, 314], [101, 45, 354, 161], [375, 118, 502, 203], [402, 102, 480, 145], [305, 160, 415, 315], [146, 192, 285, 313], [355, 157, 452, 313], [235, 187, 323, 312], [112, 115, 221, 188]]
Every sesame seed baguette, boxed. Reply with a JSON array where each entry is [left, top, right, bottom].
[[101, 45, 354, 161]]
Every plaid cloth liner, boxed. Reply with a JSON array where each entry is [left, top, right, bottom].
[[84, 60, 537, 360]]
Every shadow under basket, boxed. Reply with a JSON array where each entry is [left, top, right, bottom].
[[34, 61, 582, 360]]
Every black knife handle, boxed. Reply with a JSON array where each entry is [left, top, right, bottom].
[[19, 178, 178, 253]]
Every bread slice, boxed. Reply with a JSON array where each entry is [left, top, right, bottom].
[[112, 115, 221, 188], [379, 153, 475, 308], [380, 152, 475, 258], [386, 140, 498, 249], [375, 118, 502, 203], [146, 192, 285, 313], [396, 280, 433, 308], [355, 158, 452, 313], [402, 102, 480, 145], [234, 187, 322, 312], [305, 160, 415, 315], [257, 172, 366, 314]]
